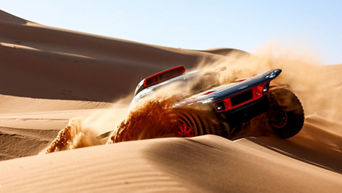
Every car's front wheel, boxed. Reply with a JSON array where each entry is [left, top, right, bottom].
[[267, 88, 304, 138]]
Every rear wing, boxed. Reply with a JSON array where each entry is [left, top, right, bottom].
[[134, 65, 186, 96]]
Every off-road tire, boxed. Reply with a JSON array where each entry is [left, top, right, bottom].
[[267, 88, 304, 138]]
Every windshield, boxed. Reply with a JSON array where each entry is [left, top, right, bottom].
[[131, 69, 224, 106]]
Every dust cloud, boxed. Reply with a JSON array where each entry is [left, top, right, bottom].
[[44, 98, 130, 153], [195, 44, 341, 121]]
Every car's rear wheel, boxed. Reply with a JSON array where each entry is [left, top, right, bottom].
[[172, 107, 226, 137], [267, 88, 304, 138]]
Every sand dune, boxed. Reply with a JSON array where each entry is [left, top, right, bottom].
[[0, 11, 218, 101], [0, 10, 341, 193], [1, 135, 341, 193]]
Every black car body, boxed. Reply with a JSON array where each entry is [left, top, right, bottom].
[[131, 65, 304, 139]]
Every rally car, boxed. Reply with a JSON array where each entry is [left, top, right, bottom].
[[130, 65, 304, 139]]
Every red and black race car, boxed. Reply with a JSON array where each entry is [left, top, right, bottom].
[[131, 65, 304, 139]]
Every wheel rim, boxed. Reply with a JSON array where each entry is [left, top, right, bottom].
[[177, 124, 194, 137], [269, 107, 288, 129]]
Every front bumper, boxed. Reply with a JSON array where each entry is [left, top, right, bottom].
[[215, 95, 269, 124]]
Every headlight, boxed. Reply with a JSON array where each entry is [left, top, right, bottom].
[[265, 69, 281, 79], [265, 72, 276, 79], [215, 101, 225, 111]]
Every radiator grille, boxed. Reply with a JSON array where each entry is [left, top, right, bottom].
[[231, 90, 253, 106]]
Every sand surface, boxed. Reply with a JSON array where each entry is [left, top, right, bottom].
[[0, 10, 341, 193]]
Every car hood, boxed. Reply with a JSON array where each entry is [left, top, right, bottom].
[[179, 69, 282, 105]]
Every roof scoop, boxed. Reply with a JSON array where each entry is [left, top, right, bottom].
[[144, 65, 186, 87]]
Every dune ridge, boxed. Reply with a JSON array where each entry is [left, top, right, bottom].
[[0, 11, 28, 25]]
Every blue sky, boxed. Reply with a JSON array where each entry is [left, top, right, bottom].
[[2, 0, 342, 64]]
